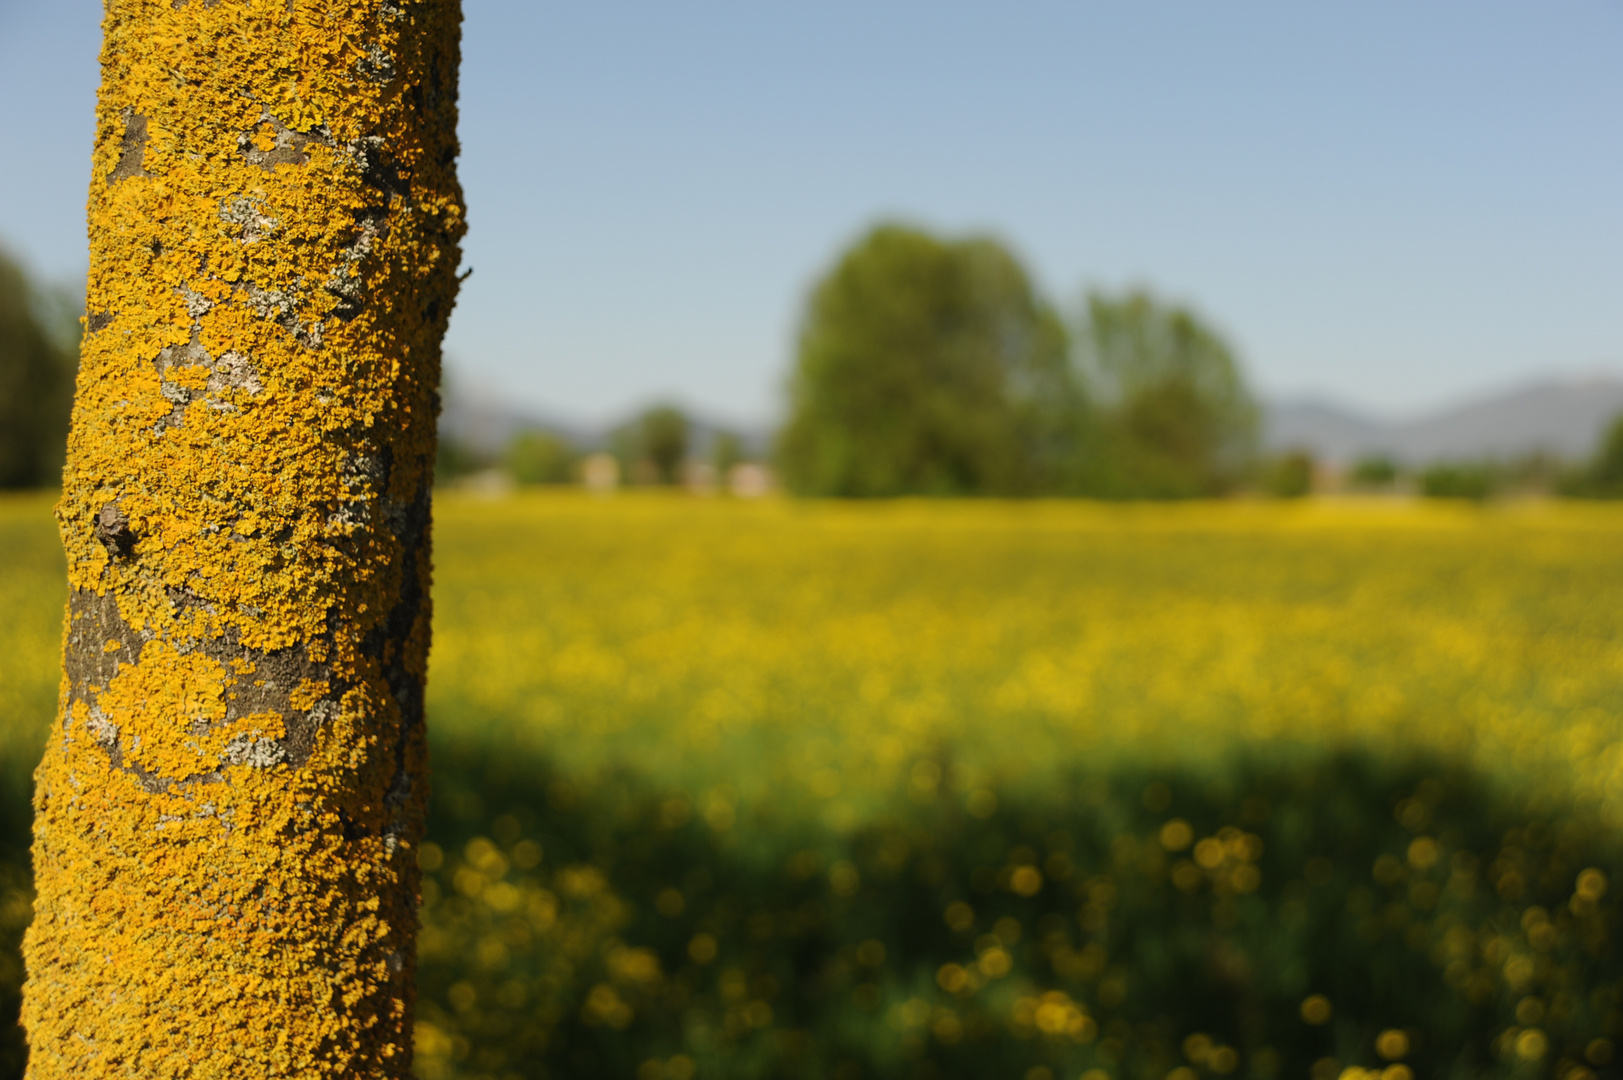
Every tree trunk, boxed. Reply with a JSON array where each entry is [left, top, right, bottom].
[[22, 2, 464, 1075]]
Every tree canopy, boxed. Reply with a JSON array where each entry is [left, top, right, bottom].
[[1074, 289, 1258, 498], [613, 403, 691, 485], [776, 224, 1258, 499], [776, 224, 1078, 497], [0, 249, 78, 489], [1562, 412, 1623, 498]]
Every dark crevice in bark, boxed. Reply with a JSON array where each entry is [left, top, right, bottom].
[[108, 110, 151, 182], [325, 210, 391, 321], [360, 461, 433, 843], [355, 140, 407, 199]]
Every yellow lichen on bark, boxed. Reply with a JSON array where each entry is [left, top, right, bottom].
[[23, 1, 464, 1076]]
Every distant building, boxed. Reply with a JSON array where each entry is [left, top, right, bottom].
[[459, 468, 513, 498], [685, 461, 719, 496], [582, 453, 620, 493], [727, 463, 774, 498]]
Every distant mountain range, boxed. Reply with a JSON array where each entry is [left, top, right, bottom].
[[444, 372, 1623, 468], [1263, 375, 1623, 465]]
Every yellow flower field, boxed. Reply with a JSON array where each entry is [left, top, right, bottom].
[[5, 491, 1623, 1080], [417, 492, 1623, 823], [6, 489, 1623, 821]]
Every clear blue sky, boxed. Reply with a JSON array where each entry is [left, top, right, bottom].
[[1, 1, 1619, 427]]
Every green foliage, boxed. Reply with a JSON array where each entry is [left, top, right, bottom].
[[1348, 457, 1399, 489], [0, 250, 78, 490], [775, 229, 1265, 501], [1264, 450, 1315, 499], [436, 436, 488, 484], [712, 432, 745, 480], [776, 224, 1080, 497], [1075, 291, 1258, 499], [1561, 414, 1623, 499], [1589, 415, 1623, 495], [1420, 462, 1497, 501], [617, 405, 691, 486], [505, 431, 577, 486]]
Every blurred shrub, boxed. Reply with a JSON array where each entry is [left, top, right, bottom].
[[0, 249, 78, 490], [1263, 451, 1315, 499], [412, 742, 1623, 1080], [712, 432, 745, 481], [1420, 462, 1498, 501], [615, 405, 691, 486], [436, 436, 493, 485], [1348, 457, 1399, 489], [506, 432, 578, 486], [1561, 414, 1623, 499]]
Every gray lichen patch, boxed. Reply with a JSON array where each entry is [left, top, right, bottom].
[[223, 733, 288, 769], [152, 331, 212, 431], [344, 134, 408, 198], [152, 325, 265, 425], [325, 213, 388, 319], [243, 283, 324, 349], [178, 286, 213, 319], [83, 706, 119, 749], [208, 351, 263, 396], [219, 196, 279, 244], [245, 283, 296, 323], [109, 109, 151, 183], [356, 42, 397, 85]]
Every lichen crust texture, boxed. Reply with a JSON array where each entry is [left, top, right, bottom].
[[21, 1, 465, 1076]]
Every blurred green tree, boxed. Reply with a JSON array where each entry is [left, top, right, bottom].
[[1420, 461, 1497, 501], [776, 224, 1081, 497], [1589, 415, 1623, 493], [619, 404, 689, 485], [1074, 290, 1257, 498], [506, 431, 577, 486], [0, 249, 79, 489], [434, 436, 485, 484], [1348, 455, 1399, 488], [1562, 413, 1623, 498], [711, 430, 744, 479], [1264, 449, 1315, 499]]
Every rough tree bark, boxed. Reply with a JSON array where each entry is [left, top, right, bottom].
[[22, 1, 464, 1076]]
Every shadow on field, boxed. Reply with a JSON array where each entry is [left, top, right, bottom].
[[0, 758, 35, 1080], [415, 743, 1623, 1080], [0, 749, 1615, 1079]]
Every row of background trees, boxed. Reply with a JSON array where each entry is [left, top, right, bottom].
[[774, 223, 1623, 501], [0, 249, 78, 490], [776, 224, 1258, 499], [5, 230, 1623, 500]]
